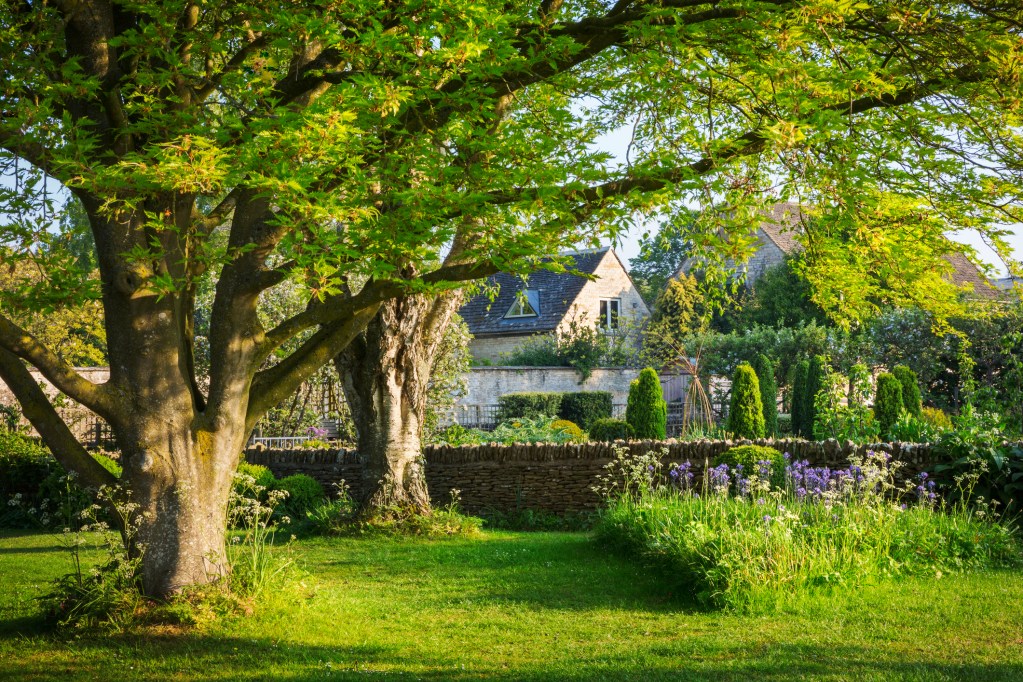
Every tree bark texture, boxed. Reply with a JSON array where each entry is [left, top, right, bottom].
[[335, 290, 463, 515]]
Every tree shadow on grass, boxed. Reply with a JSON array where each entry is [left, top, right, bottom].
[[1, 633, 1021, 682]]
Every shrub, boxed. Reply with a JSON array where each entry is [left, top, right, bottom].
[[490, 416, 582, 444], [273, 474, 325, 518], [776, 414, 793, 434], [727, 363, 765, 439], [791, 360, 809, 438], [550, 419, 586, 443], [432, 423, 486, 446], [751, 354, 778, 437], [558, 391, 612, 429], [589, 418, 636, 442], [921, 406, 953, 431], [0, 432, 56, 503], [625, 368, 667, 439], [874, 373, 904, 439], [497, 392, 564, 421], [235, 462, 277, 495], [804, 355, 826, 437], [714, 444, 785, 488], [892, 365, 922, 417]]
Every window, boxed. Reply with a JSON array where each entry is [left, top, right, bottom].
[[505, 289, 540, 318], [599, 298, 621, 330]]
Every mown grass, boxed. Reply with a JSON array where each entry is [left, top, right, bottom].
[[2, 529, 1023, 681]]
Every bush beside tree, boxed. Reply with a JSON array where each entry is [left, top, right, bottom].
[[892, 365, 923, 417], [626, 369, 667, 440]]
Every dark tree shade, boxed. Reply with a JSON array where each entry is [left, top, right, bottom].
[[792, 360, 810, 438]]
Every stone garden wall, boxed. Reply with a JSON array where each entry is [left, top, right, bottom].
[[245, 438, 941, 515]]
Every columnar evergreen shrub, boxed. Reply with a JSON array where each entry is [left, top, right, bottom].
[[558, 392, 613, 429], [727, 363, 766, 439], [626, 368, 667, 439], [751, 354, 778, 436], [892, 365, 922, 417], [874, 373, 905, 439], [791, 360, 809, 438], [589, 418, 636, 442], [804, 355, 826, 438], [497, 392, 564, 421]]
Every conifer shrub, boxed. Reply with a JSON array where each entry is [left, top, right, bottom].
[[727, 363, 765, 439], [892, 365, 922, 417], [751, 354, 778, 436], [497, 392, 564, 421], [626, 368, 667, 439], [791, 360, 810, 438], [558, 391, 613, 429], [874, 373, 905, 439], [804, 355, 826, 438], [589, 418, 636, 442]]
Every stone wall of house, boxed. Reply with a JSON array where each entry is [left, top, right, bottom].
[[468, 334, 538, 364], [457, 366, 642, 407], [245, 438, 942, 515], [559, 250, 649, 334]]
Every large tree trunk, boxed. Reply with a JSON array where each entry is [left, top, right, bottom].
[[335, 291, 462, 515]]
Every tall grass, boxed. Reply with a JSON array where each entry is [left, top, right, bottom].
[[594, 448, 1021, 611]]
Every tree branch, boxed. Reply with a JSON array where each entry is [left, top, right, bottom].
[[0, 314, 118, 420], [0, 348, 117, 490]]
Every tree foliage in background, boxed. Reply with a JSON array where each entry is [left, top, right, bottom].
[[751, 354, 778, 437], [718, 259, 828, 333], [641, 274, 707, 368], [626, 369, 667, 440], [727, 363, 765, 440], [3, 0, 1022, 596], [628, 212, 695, 305]]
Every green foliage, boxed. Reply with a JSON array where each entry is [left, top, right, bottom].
[[558, 391, 612, 429], [791, 360, 810, 438], [549, 420, 586, 444], [490, 417, 584, 444], [625, 369, 667, 440], [235, 462, 277, 496], [596, 449, 1021, 611], [751, 354, 778, 437], [892, 365, 923, 418], [717, 258, 828, 332], [727, 363, 765, 439], [425, 313, 474, 440], [933, 406, 1023, 513], [813, 364, 879, 443], [922, 406, 954, 431], [503, 318, 637, 379], [714, 445, 786, 489], [641, 274, 707, 367], [804, 355, 827, 438], [887, 413, 943, 444], [628, 212, 695, 305], [497, 393, 564, 422], [274, 475, 326, 518], [588, 418, 636, 442], [432, 423, 487, 447], [874, 373, 905, 440], [776, 414, 793, 435]]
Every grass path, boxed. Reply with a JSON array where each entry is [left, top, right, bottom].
[[1, 530, 1022, 681]]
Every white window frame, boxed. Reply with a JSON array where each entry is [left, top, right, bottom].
[[505, 289, 540, 318], [599, 298, 621, 330]]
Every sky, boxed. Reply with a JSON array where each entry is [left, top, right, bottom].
[[592, 128, 1023, 278]]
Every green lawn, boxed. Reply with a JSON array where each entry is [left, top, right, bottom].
[[1, 530, 1022, 681]]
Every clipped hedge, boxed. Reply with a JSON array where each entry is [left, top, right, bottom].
[[588, 418, 635, 442], [497, 392, 564, 421], [559, 391, 613, 429]]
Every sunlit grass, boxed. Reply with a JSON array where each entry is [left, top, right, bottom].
[[1, 530, 1022, 681]]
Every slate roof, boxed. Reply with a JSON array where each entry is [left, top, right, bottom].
[[459, 248, 609, 337]]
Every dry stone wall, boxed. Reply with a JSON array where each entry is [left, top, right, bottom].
[[245, 438, 943, 515]]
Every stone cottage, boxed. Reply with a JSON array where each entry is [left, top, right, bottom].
[[459, 247, 650, 364]]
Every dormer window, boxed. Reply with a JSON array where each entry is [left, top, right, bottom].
[[505, 289, 540, 318]]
